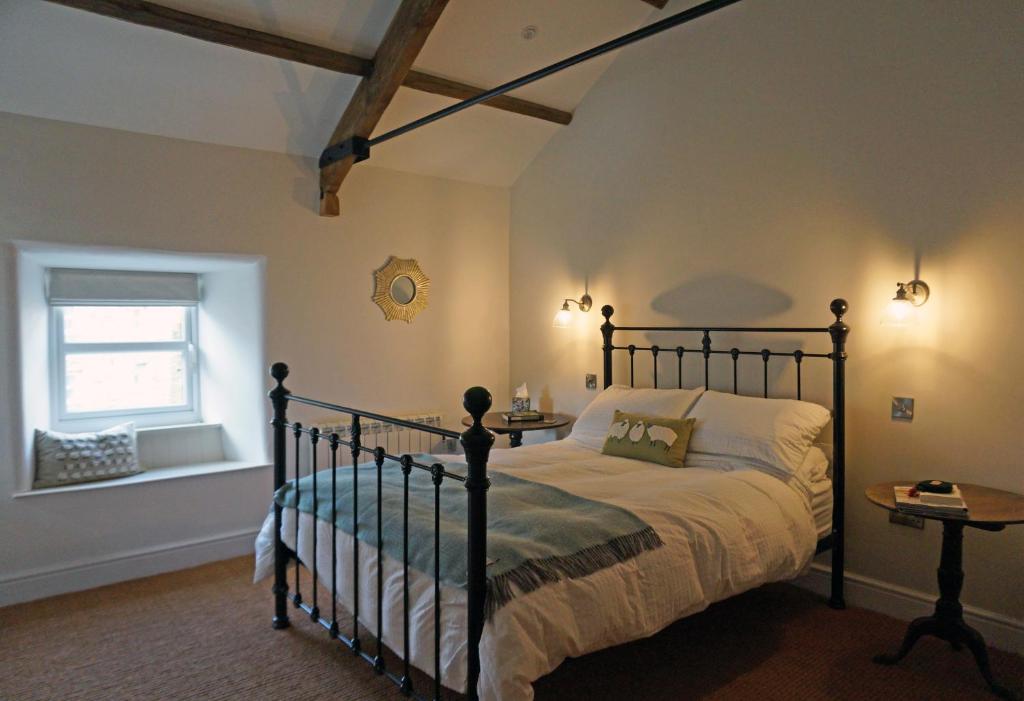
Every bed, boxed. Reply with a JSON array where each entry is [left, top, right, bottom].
[[255, 299, 849, 700]]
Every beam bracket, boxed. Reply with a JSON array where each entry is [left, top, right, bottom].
[[319, 137, 371, 169]]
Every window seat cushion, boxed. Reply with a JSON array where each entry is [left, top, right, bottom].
[[34, 422, 141, 489]]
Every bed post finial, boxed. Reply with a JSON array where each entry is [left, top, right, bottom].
[[830, 298, 848, 323], [270, 361, 289, 388], [268, 362, 291, 630], [463, 386, 492, 426], [601, 306, 615, 390], [461, 386, 493, 701], [827, 300, 849, 610]]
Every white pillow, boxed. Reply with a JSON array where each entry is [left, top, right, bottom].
[[569, 385, 705, 450], [686, 391, 831, 475]]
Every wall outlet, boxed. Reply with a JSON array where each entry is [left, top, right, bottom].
[[585, 373, 598, 390], [889, 511, 924, 529], [892, 397, 914, 421]]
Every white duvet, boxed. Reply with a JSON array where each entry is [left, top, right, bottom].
[[254, 437, 818, 700]]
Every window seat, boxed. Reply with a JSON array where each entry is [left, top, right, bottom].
[[12, 460, 269, 498], [14, 422, 268, 498]]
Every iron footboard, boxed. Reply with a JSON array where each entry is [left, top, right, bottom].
[[269, 363, 493, 700]]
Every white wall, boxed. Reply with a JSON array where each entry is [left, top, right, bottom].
[[510, 0, 1023, 623], [0, 111, 510, 602], [200, 262, 266, 463]]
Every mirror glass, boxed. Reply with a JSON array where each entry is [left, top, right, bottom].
[[390, 275, 417, 305]]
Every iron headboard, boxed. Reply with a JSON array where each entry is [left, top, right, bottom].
[[599, 298, 849, 609]]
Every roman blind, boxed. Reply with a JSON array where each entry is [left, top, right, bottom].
[[47, 268, 201, 305]]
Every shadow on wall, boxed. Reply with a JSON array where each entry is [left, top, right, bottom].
[[650, 273, 793, 324], [619, 275, 826, 395], [253, 0, 398, 211]]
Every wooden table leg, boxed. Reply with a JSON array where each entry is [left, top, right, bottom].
[[874, 521, 1018, 700], [509, 430, 523, 448]]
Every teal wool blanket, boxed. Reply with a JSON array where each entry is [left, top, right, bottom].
[[275, 455, 662, 617]]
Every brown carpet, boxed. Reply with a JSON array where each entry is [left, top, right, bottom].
[[0, 556, 1020, 701]]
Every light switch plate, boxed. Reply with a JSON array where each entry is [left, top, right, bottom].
[[892, 397, 914, 421], [585, 374, 598, 390]]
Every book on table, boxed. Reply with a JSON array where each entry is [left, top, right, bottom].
[[894, 485, 969, 519], [501, 411, 544, 423]]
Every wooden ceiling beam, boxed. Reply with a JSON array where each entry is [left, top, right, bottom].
[[44, 0, 371, 75], [319, 0, 449, 217], [42, 0, 572, 126], [403, 70, 572, 126]]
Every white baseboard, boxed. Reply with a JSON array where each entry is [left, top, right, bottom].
[[0, 528, 259, 607], [794, 563, 1023, 654]]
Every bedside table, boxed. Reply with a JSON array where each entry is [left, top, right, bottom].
[[461, 412, 572, 448], [866, 481, 1024, 700]]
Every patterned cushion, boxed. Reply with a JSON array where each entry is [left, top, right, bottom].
[[34, 423, 141, 489], [600, 410, 696, 468]]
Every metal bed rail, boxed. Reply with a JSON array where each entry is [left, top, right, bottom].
[[268, 363, 494, 700]]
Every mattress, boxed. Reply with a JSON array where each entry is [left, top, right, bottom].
[[255, 437, 818, 701], [808, 474, 834, 538]]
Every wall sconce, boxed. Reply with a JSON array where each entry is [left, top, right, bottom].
[[553, 293, 593, 328], [882, 279, 930, 327]]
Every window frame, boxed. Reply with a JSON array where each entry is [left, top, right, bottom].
[[49, 304, 202, 430]]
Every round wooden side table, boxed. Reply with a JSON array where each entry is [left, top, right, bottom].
[[461, 412, 572, 448], [866, 481, 1024, 700]]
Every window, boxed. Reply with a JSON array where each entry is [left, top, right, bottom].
[[53, 306, 199, 421], [47, 268, 202, 428]]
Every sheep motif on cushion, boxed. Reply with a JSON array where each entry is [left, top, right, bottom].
[[608, 418, 631, 441], [646, 424, 678, 452], [600, 410, 696, 468], [628, 420, 647, 443]]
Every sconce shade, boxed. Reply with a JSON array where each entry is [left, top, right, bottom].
[[553, 302, 573, 328], [881, 282, 920, 327], [554, 292, 592, 328], [882, 296, 915, 327]]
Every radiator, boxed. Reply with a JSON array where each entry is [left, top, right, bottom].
[[311, 412, 450, 453]]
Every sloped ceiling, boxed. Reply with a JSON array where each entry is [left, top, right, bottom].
[[0, 0, 659, 186]]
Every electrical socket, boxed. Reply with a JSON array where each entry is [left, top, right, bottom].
[[889, 511, 924, 529], [585, 374, 598, 390]]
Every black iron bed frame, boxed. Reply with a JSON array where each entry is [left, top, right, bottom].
[[267, 298, 849, 700], [599, 298, 849, 610]]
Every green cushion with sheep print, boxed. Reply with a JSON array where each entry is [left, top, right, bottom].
[[600, 410, 696, 468]]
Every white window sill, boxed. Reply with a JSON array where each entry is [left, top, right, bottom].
[[135, 422, 221, 435], [12, 460, 269, 498]]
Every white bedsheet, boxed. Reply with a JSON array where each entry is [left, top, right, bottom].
[[254, 437, 817, 700]]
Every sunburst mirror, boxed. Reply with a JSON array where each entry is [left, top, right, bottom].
[[372, 256, 430, 323]]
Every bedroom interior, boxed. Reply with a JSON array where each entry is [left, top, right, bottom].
[[0, 1, 1021, 700]]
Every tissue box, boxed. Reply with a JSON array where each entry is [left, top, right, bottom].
[[511, 397, 531, 413]]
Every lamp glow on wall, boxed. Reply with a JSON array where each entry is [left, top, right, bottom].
[[553, 292, 593, 327], [881, 279, 930, 327]]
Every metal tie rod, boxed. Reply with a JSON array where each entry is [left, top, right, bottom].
[[367, 0, 743, 148]]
